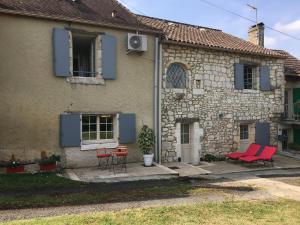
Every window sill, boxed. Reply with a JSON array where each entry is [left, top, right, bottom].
[[193, 89, 204, 95], [81, 140, 118, 151], [241, 89, 260, 94], [66, 76, 105, 85], [165, 88, 186, 94]]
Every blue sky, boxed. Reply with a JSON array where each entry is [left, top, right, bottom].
[[119, 0, 300, 58]]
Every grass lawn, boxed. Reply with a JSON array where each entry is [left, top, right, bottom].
[[0, 173, 85, 191], [2, 200, 300, 225], [0, 173, 231, 210]]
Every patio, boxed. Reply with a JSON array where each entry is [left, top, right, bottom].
[[64, 162, 179, 183], [63, 153, 300, 183]]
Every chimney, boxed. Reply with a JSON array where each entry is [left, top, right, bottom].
[[248, 22, 264, 47]]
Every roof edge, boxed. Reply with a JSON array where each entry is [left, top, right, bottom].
[[164, 40, 286, 59], [136, 14, 222, 32], [0, 8, 163, 34]]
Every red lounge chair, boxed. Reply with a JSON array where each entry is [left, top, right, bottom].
[[239, 146, 277, 166], [226, 143, 261, 160]]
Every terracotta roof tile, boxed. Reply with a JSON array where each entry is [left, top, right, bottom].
[[274, 50, 300, 75], [137, 15, 283, 57], [0, 0, 159, 32]]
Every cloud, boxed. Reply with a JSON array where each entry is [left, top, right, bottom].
[[264, 36, 277, 47], [274, 19, 300, 33]]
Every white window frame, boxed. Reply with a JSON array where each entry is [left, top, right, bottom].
[[80, 114, 119, 150], [240, 124, 249, 140], [181, 123, 190, 144]]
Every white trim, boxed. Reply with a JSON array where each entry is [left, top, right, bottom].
[[80, 113, 120, 151], [81, 142, 118, 151]]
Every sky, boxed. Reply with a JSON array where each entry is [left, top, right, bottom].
[[119, 0, 300, 58]]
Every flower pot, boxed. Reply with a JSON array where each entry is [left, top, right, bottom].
[[39, 163, 56, 171], [143, 154, 154, 167], [6, 165, 24, 174]]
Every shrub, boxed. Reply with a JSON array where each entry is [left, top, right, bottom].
[[137, 125, 155, 155]]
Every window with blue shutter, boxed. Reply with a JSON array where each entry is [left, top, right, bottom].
[[119, 113, 136, 144], [53, 28, 71, 77], [60, 114, 81, 147], [255, 122, 270, 147], [102, 34, 117, 80], [260, 66, 271, 91], [234, 63, 244, 90]]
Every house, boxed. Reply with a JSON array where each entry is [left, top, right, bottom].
[[0, 0, 287, 168], [0, 0, 161, 168], [137, 16, 285, 164], [276, 50, 300, 152]]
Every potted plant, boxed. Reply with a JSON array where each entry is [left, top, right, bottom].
[[138, 125, 155, 167], [6, 154, 24, 174], [39, 151, 60, 171]]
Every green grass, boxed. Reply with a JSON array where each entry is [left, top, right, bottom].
[[3, 200, 300, 225], [0, 173, 85, 192], [0, 173, 228, 209], [0, 183, 224, 209]]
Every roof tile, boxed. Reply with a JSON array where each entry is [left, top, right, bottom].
[[137, 15, 283, 57]]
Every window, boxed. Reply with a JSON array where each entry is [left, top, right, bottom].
[[243, 65, 256, 89], [73, 33, 96, 77], [240, 125, 249, 140], [195, 79, 201, 89], [82, 115, 114, 141], [181, 124, 190, 144], [166, 63, 187, 88]]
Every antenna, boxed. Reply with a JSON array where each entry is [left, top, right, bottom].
[[247, 4, 258, 25]]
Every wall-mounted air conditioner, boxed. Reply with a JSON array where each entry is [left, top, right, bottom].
[[127, 33, 148, 52]]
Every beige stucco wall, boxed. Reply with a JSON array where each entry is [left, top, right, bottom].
[[0, 14, 156, 166]]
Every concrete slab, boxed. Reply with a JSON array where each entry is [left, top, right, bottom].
[[64, 162, 179, 183], [163, 162, 211, 177], [194, 154, 300, 175]]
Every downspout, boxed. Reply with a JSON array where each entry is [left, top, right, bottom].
[[158, 39, 163, 164], [154, 36, 159, 163]]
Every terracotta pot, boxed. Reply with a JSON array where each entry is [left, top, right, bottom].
[[39, 163, 56, 171], [6, 166, 25, 174]]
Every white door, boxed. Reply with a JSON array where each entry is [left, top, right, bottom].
[[240, 124, 249, 151], [181, 123, 192, 163]]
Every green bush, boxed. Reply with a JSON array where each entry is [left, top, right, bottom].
[[39, 154, 61, 165], [137, 125, 155, 155]]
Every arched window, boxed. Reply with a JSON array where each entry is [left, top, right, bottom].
[[166, 63, 187, 88]]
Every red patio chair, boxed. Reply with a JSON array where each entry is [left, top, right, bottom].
[[226, 143, 261, 160], [96, 148, 112, 169], [239, 146, 277, 166], [112, 145, 128, 173]]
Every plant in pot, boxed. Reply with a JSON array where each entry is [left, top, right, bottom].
[[39, 151, 61, 171], [138, 125, 155, 167], [6, 154, 24, 174]]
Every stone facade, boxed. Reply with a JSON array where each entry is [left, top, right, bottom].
[[161, 44, 285, 162]]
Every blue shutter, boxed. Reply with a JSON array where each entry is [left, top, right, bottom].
[[60, 114, 81, 147], [255, 122, 270, 148], [119, 113, 136, 144], [260, 66, 271, 91], [102, 34, 117, 80], [53, 28, 70, 77], [234, 63, 244, 90]]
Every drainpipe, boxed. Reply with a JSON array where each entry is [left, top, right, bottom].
[[154, 36, 160, 163], [158, 39, 163, 164]]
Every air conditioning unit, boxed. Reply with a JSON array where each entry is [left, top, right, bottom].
[[127, 33, 148, 52]]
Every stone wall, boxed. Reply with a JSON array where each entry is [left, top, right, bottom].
[[161, 44, 285, 162]]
